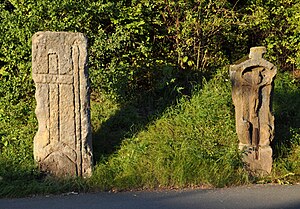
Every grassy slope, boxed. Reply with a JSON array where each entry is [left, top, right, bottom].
[[90, 69, 249, 190], [0, 69, 299, 197]]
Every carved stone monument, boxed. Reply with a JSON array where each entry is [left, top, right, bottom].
[[230, 47, 277, 175], [32, 31, 93, 177]]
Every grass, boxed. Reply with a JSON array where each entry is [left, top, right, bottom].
[[89, 68, 249, 190], [0, 68, 299, 197], [0, 156, 90, 197]]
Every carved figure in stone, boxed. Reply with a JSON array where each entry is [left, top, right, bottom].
[[32, 31, 93, 177], [230, 47, 276, 175]]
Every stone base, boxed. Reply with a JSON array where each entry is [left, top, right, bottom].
[[242, 146, 272, 176]]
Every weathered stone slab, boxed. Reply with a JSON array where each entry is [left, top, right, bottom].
[[32, 31, 93, 177], [230, 46, 277, 175]]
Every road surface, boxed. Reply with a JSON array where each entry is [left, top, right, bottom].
[[1, 184, 300, 209]]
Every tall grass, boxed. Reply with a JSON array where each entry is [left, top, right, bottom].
[[270, 73, 300, 183], [0, 69, 299, 197], [90, 68, 249, 190]]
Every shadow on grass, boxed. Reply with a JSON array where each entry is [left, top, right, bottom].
[[92, 66, 207, 162], [272, 78, 300, 159]]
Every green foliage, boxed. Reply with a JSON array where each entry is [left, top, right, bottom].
[[0, 0, 300, 197], [90, 0, 242, 100], [241, 0, 300, 70]]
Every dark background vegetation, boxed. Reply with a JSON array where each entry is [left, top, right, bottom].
[[0, 0, 299, 197]]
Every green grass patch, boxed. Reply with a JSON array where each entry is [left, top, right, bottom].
[[89, 69, 250, 191], [0, 156, 89, 198], [269, 73, 300, 184], [0, 69, 299, 197]]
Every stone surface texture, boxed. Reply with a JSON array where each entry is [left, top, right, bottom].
[[32, 31, 93, 177], [230, 46, 277, 175]]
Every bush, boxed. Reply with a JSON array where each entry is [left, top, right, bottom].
[[241, 0, 300, 71]]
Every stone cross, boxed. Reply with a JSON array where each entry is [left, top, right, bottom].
[[32, 31, 93, 177], [230, 47, 277, 175]]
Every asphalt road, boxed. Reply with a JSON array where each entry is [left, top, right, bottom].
[[1, 184, 300, 209]]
